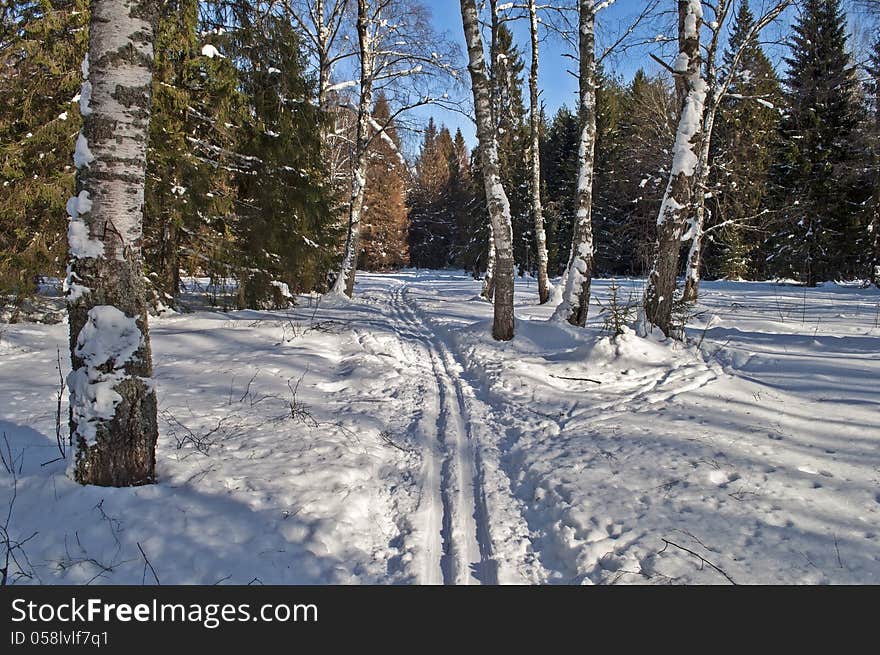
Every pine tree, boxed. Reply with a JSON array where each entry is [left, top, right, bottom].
[[361, 94, 409, 271], [708, 0, 783, 281], [0, 0, 88, 303], [770, 0, 869, 284]]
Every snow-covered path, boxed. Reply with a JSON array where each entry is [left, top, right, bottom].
[[356, 281, 495, 584], [1, 271, 878, 584]]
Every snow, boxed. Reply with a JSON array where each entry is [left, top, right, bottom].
[[66, 190, 103, 260], [1, 273, 879, 584], [67, 307, 145, 445], [73, 134, 94, 169], [201, 44, 224, 59]]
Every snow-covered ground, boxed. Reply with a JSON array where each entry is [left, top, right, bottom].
[[1, 271, 878, 584]]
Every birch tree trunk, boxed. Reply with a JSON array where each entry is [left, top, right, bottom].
[[528, 0, 550, 304], [66, 0, 160, 486], [553, 0, 596, 327], [681, 0, 789, 301], [480, 0, 501, 303], [460, 0, 515, 340], [331, 0, 373, 297], [682, 108, 716, 302], [643, 0, 706, 336], [481, 221, 497, 300]]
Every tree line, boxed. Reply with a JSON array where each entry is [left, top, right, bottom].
[[0, 0, 877, 485]]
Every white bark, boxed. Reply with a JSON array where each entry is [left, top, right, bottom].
[[642, 0, 706, 336], [554, 0, 597, 327], [528, 0, 550, 305], [461, 0, 515, 340], [67, 0, 160, 486], [331, 0, 374, 297]]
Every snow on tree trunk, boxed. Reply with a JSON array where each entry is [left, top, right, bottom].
[[682, 108, 716, 302], [643, 0, 706, 337], [66, 0, 160, 486], [528, 0, 550, 305], [553, 0, 596, 327], [481, 221, 497, 301], [331, 0, 374, 298], [460, 0, 515, 340]]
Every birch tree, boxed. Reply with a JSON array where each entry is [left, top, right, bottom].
[[480, 0, 503, 302], [329, 0, 456, 297], [553, 0, 597, 326], [681, 0, 791, 302], [461, 0, 516, 340], [553, 0, 659, 326], [66, 0, 160, 486], [642, 0, 706, 336], [527, 0, 551, 304], [287, 0, 354, 182]]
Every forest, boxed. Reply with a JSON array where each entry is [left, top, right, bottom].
[[0, 0, 879, 589]]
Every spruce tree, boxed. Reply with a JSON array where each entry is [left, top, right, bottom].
[[448, 128, 474, 268], [771, 0, 869, 284], [143, 0, 242, 306], [708, 0, 783, 281], [225, 8, 334, 306], [612, 70, 676, 275], [0, 0, 88, 303], [492, 26, 531, 274], [868, 34, 880, 284], [541, 106, 579, 275]]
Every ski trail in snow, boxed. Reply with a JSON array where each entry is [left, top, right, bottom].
[[386, 282, 496, 584]]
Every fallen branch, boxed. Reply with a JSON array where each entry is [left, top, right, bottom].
[[137, 542, 161, 585], [550, 374, 602, 385], [658, 538, 737, 585]]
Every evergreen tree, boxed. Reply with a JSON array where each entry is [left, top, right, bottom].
[[593, 71, 628, 275], [770, 0, 870, 284], [224, 7, 335, 307], [708, 0, 784, 281], [540, 106, 579, 275], [143, 0, 242, 306], [360, 94, 409, 271], [0, 0, 88, 303], [492, 26, 531, 274], [612, 70, 676, 275], [448, 128, 475, 268], [408, 119, 455, 268], [867, 34, 880, 284]]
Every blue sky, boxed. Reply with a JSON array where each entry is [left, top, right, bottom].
[[408, 0, 809, 150]]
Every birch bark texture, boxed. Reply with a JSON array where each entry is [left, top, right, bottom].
[[66, 0, 160, 486], [480, 0, 502, 303], [527, 0, 550, 305], [642, 0, 706, 336], [331, 0, 372, 297], [460, 0, 516, 340], [554, 0, 597, 327], [681, 0, 791, 302]]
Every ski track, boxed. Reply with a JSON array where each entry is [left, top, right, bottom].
[[4, 273, 878, 585], [359, 281, 498, 584]]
